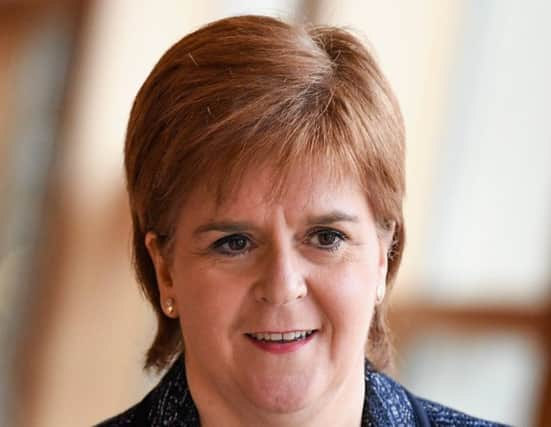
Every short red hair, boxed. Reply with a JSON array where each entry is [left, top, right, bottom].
[[125, 15, 405, 372]]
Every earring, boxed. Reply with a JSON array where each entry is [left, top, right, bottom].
[[376, 283, 386, 304], [164, 298, 176, 317]]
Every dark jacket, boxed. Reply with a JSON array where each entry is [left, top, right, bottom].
[[96, 357, 508, 426]]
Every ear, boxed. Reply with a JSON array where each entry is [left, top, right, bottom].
[[377, 221, 396, 282], [145, 232, 177, 317]]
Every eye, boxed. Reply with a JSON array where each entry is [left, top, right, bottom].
[[307, 228, 347, 251], [211, 234, 253, 256]]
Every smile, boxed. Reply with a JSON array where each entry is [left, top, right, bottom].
[[246, 330, 316, 343]]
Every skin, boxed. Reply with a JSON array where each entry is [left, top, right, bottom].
[[146, 165, 392, 427]]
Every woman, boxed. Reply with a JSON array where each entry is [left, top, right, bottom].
[[98, 15, 506, 427]]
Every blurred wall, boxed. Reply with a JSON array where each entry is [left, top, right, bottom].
[[2, 1, 549, 426]]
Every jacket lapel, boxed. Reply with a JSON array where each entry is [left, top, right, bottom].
[[362, 362, 417, 426]]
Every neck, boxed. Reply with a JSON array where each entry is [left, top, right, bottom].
[[186, 357, 366, 427]]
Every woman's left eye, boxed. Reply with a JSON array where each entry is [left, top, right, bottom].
[[307, 228, 347, 251], [211, 234, 253, 256]]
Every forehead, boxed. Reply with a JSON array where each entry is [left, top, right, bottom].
[[187, 162, 367, 220]]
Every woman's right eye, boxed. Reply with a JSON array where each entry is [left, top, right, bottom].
[[211, 234, 253, 256]]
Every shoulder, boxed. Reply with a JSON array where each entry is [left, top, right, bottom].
[[417, 397, 509, 427], [94, 356, 200, 427], [365, 364, 509, 427]]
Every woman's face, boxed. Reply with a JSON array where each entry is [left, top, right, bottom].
[[148, 164, 390, 416]]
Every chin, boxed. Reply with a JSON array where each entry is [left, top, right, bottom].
[[243, 371, 321, 413]]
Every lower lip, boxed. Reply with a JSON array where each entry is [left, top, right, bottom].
[[246, 332, 317, 354]]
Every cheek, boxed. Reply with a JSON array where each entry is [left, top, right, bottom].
[[313, 259, 379, 329], [172, 262, 248, 343]]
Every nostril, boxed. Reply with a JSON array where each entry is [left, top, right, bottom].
[[252, 270, 308, 305]]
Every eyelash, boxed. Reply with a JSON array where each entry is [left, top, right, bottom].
[[210, 228, 348, 257], [211, 234, 255, 257], [306, 227, 348, 252]]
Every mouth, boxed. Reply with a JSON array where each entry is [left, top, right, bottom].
[[245, 330, 317, 344]]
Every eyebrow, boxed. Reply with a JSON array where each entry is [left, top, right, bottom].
[[193, 221, 258, 236], [305, 210, 359, 225], [192, 210, 359, 236]]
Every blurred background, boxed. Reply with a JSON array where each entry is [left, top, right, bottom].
[[1, 0, 550, 426]]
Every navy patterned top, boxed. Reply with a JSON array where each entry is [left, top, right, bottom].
[[96, 356, 509, 426]]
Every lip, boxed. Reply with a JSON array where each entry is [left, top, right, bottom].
[[245, 330, 318, 354]]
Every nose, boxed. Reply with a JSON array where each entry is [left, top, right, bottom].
[[253, 244, 308, 305]]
